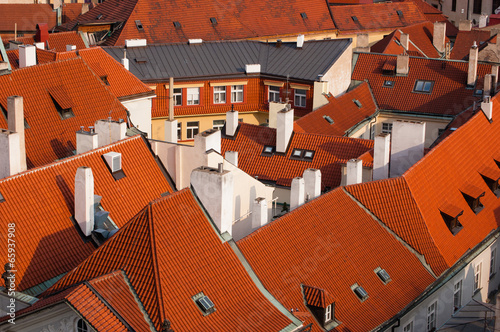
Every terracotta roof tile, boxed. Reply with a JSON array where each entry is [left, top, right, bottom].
[[0, 136, 173, 292], [237, 188, 435, 331], [221, 123, 374, 189], [46, 32, 87, 52], [44, 189, 296, 331], [302, 285, 333, 308], [294, 82, 377, 136], [450, 30, 492, 60], [61, 3, 84, 24], [0, 5, 57, 32], [397, 0, 458, 37], [352, 53, 493, 115]]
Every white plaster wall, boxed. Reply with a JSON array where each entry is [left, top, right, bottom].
[[322, 42, 353, 97], [121, 97, 153, 138], [340, 166, 373, 186]]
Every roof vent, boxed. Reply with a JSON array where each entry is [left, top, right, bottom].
[[352, 16, 359, 22], [173, 21, 182, 29], [210, 17, 217, 25], [323, 115, 334, 124], [135, 20, 144, 31], [300, 12, 308, 19], [102, 152, 126, 180], [96, 14, 103, 20], [396, 10, 403, 17]]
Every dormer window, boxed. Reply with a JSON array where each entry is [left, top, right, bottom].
[[300, 12, 308, 19], [479, 166, 500, 197], [325, 304, 332, 323], [440, 203, 463, 235], [48, 85, 75, 120], [173, 21, 182, 28], [413, 80, 433, 93], [301, 284, 338, 329], [351, 284, 368, 302], [460, 184, 485, 214]]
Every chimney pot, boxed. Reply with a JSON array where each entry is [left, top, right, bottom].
[[252, 197, 268, 229]]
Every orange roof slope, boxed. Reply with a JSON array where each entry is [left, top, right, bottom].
[[331, 2, 427, 34], [0, 5, 57, 32], [237, 188, 435, 332], [47, 31, 87, 52], [45, 189, 297, 331], [61, 3, 85, 24], [401, 0, 458, 37], [0, 136, 173, 292], [0, 57, 128, 168], [294, 82, 377, 136], [221, 123, 374, 189], [403, 101, 500, 266], [352, 53, 492, 115], [450, 30, 492, 60], [346, 177, 449, 275]]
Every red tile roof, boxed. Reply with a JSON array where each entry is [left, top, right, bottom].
[[294, 82, 377, 136], [0, 5, 57, 32], [352, 53, 493, 115], [302, 285, 334, 308], [46, 31, 87, 52], [450, 30, 493, 60], [400, 0, 458, 37], [44, 189, 297, 331], [331, 2, 427, 34], [0, 57, 128, 168], [221, 122, 374, 189], [0, 135, 173, 292], [61, 3, 85, 24], [237, 187, 435, 332]]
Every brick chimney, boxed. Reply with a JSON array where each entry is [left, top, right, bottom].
[[303, 168, 321, 201], [94, 118, 127, 147], [346, 159, 363, 185], [396, 54, 409, 76], [459, 20, 472, 31], [18, 45, 36, 68], [76, 126, 98, 154], [0, 129, 21, 179], [7, 96, 26, 172], [225, 108, 238, 136], [433, 22, 446, 54], [164, 77, 178, 143], [35, 23, 49, 44], [468, 43, 479, 87], [400, 33, 409, 50], [373, 133, 391, 181], [75, 166, 95, 237], [290, 177, 305, 210], [252, 197, 268, 229], [276, 107, 294, 153], [390, 120, 425, 177], [484, 74, 493, 97]]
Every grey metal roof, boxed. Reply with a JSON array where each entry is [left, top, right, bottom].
[[104, 39, 352, 82]]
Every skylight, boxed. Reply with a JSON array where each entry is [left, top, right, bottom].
[[353, 99, 362, 108], [135, 20, 144, 31], [292, 149, 303, 158], [413, 80, 433, 93], [383, 80, 395, 88], [301, 12, 308, 19], [192, 292, 216, 316], [303, 151, 314, 159], [396, 10, 403, 17], [210, 17, 218, 25], [375, 268, 391, 284], [351, 16, 359, 22], [262, 145, 274, 156], [351, 284, 368, 302], [173, 21, 182, 28], [323, 115, 334, 124], [291, 149, 315, 161]]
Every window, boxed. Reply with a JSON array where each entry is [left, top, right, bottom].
[[403, 321, 413, 332], [352, 99, 362, 108], [294, 89, 307, 108], [382, 122, 392, 134], [413, 80, 434, 93], [231, 85, 243, 103], [481, 174, 500, 197], [213, 120, 225, 130], [300, 12, 308, 19], [290, 149, 314, 160], [490, 248, 497, 277], [303, 150, 314, 160], [135, 20, 144, 31], [473, 0, 482, 14], [292, 149, 303, 158], [370, 124, 375, 139], [192, 292, 216, 316], [462, 191, 484, 214], [173, 88, 182, 106], [269, 86, 281, 102], [474, 262, 482, 292], [177, 122, 182, 140], [438, 128, 445, 137], [187, 87, 200, 105], [173, 21, 182, 28], [351, 284, 368, 302], [375, 268, 391, 284], [452, 0, 457, 11], [262, 145, 275, 155], [323, 115, 334, 124], [453, 280, 462, 313], [77, 319, 88, 332], [325, 304, 332, 323], [214, 86, 226, 104], [186, 121, 199, 139], [383, 80, 395, 88], [427, 301, 437, 331], [210, 17, 217, 25], [441, 210, 463, 235]]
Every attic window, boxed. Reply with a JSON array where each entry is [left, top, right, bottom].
[[479, 169, 500, 197], [413, 80, 433, 93], [101, 75, 110, 86], [262, 145, 275, 156], [300, 12, 308, 19], [323, 115, 334, 124], [396, 10, 403, 17], [210, 17, 217, 25], [351, 284, 368, 302], [192, 292, 216, 316], [374, 268, 391, 284], [292, 149, 303, 158], [440, 203, 463, 235], [173, 21, 182, 29], [461, 188, 485, 214], [383, 80, 395, 88], [48, 85, 75, 120], [351, 16, 359, 22], [353, 99, 362, 108], [135, 20, 144, 31]]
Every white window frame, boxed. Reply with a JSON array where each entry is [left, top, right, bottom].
[[325, 304, 332, 323], [453, 280, 462, 313], [490, 248, 497, 277], [370, 124, 376, 139], [403, 321, 413, 332], [186, 121, 199, 139], [474, 262, 482, 292], [231, 85, 244, 103], [294, 89, 307, 108], [187, 87, 200, 105], [213, 120, 225, 131], [427, 301, 437, 332], [269, 86, 280, 102], [382, 122, 393, 134], [214, 86, 226, 104], [173, 88, 182, 106]]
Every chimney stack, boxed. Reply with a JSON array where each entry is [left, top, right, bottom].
[[94, 118, 127, 147], [468, 43, 479, 87], [396, 54, 409, 76], [194, 128, 221, 153], [484, 74, 493, 97], [355, 33, 370, 52], [479, 14, 488, 28], [7, 96, 26, 172], [18, 45, 36, 68], [390, 120, 425, 177], [492, 65, 499, 91], [268, 102, 287, 129], [252, 197, 268, 229], [225, 108, 239, 136], [459, 20, 472, 31], [0, 129, 21, 179], [76, 127, 98, 154], [400, 33, 409, 50], [346, 159, 363, 185], [290, 177, 305, 210], [34, 23, 48, 44], [433, 22, 446, 54], [481, 96, 493, 121], [121, 49, 129, 71], [297, 34, 305, 49], [225, 151, 238, 166], [164, 76, 178, 143], [168, 77, 174, 121], [190, 166, 234, 235], [276, 107, 294, 153], [373, 133, 391, 181], [303, 168, 321, 201], [75, 167, 95, 237]]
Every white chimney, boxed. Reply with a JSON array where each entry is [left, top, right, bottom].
[[190, 165, 234, 235], [76, 127, 98, 154], [390, 120, 425, 177], [125, 39, 147, 47], [346, 159, 363, 185], [252, 197, 268, 229], [245, 64, 261, 74], [479, 14, 488, 28], [226, 109, 238, 136], [468, 44, 478, 87], [188, 39, 203, 44], [268, 102, 287, 129], [373, 133, 391, 181], [18, 45, 36, 68], [94, 119, 127, 147], [276, 107, 294, 153], [396, 54, 409, 76], [75, 166, 94, 237], [400, 33, 409, 50], [7, 96, 26, 172], [433, 22, 446, 54], [303, 168, 321, 201], [34, 42, 44, 50], [103, 152, 122, 172], [164, 119, 178, 143], [194, 128, 221, 153], [66, 44, 76, 52], [484, 74, 493, 97], [482, 96, 493, 121], [0, 129, 21, 179], [121, 49, 129, 71], [297, 34, 305, 48], [225, 151, 238, 166], [290, 177, 305, 210]]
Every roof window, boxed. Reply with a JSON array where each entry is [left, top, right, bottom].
[[374, 268, 391, 284], [290, 149, 315, 161], [352, 99, 362, 108], [439, 203, 463, 235], [48, 85, 75, 120], [96, 14, 103, 20], [262, 145, 275, 156], [479, 167, 500, 197], [210, 17, 217, 25], [301, 12, 308, 19], [323, 115, 334, 124], [351, 16, 359, 22], [173, 21, 182, 29], [351, 284, 368, 302], [396, 10, 403, 17], [383, 80, 395, 88], [461, 184, 485, 214], [192, 292, 216, 316], [413, 80, 433, 93], [135, 20, 144, 31]]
